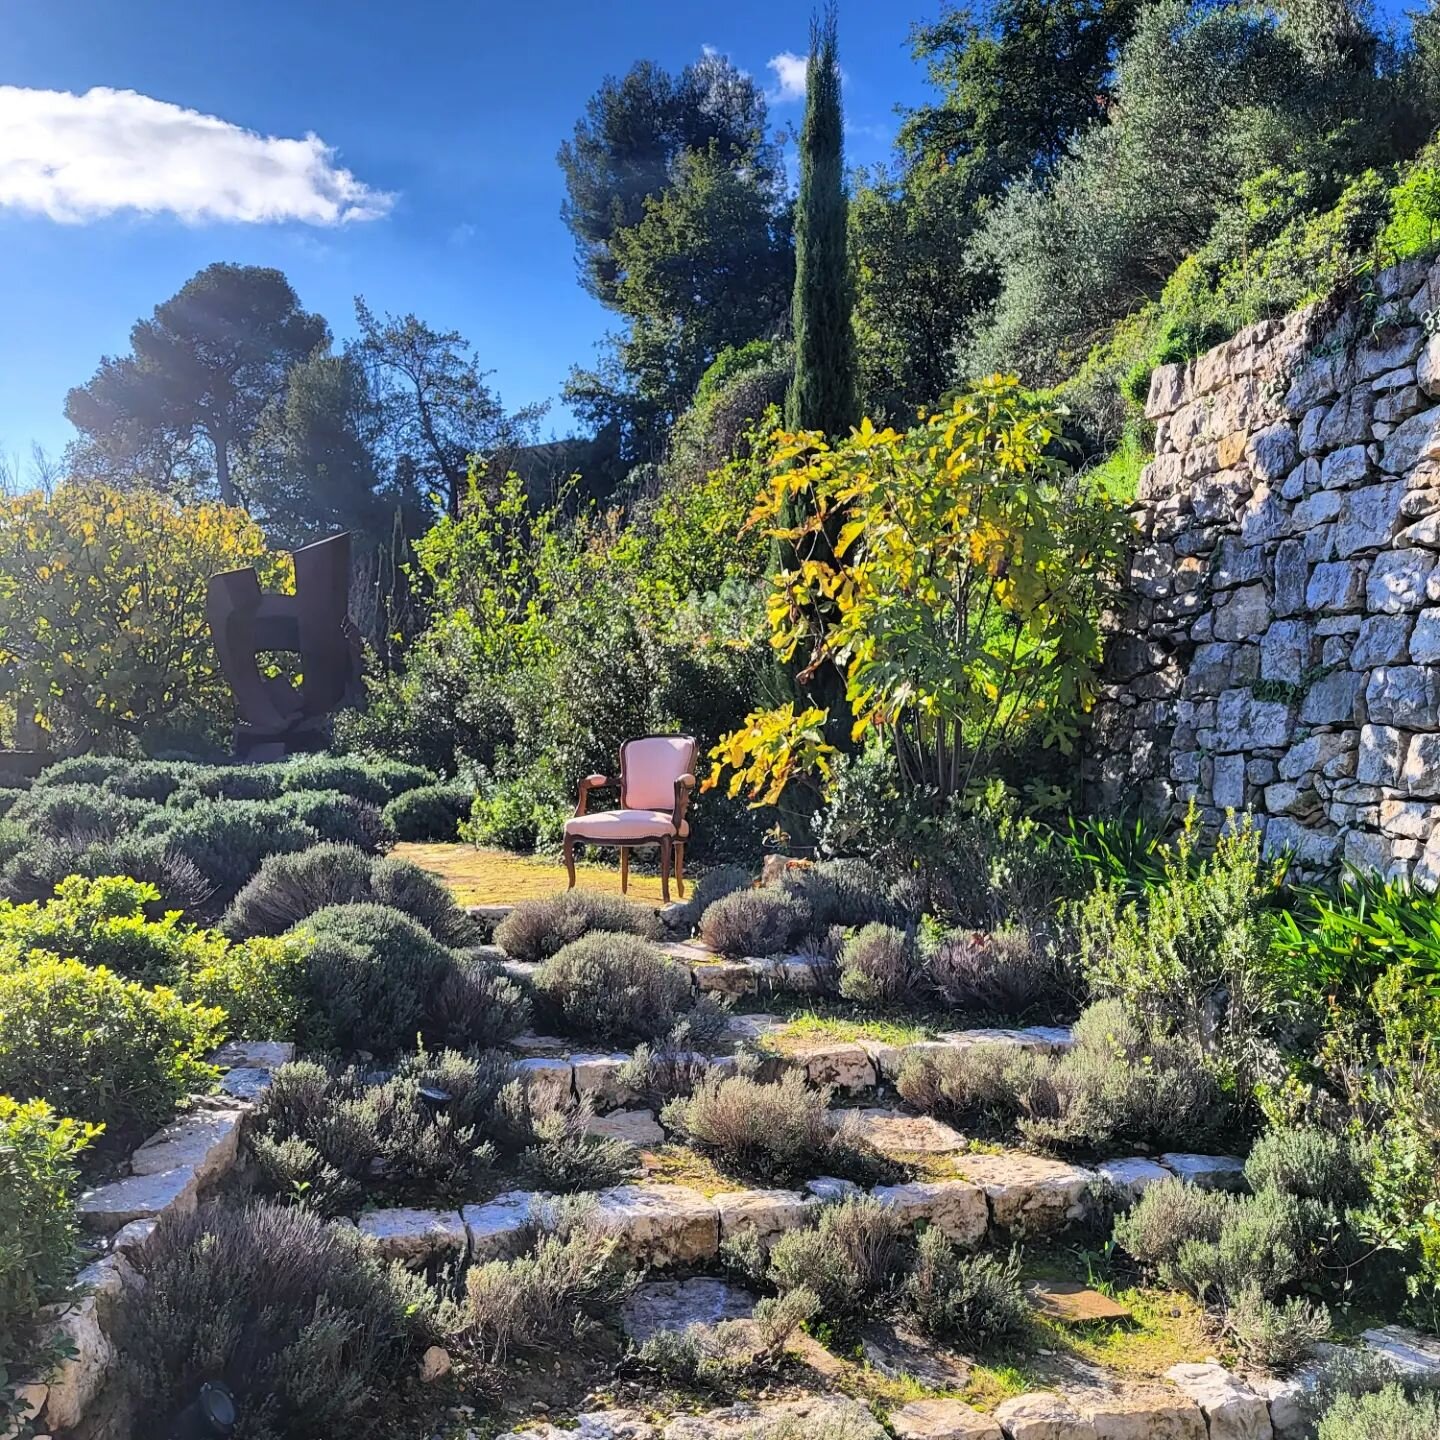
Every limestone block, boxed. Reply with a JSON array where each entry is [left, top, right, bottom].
[[1161, 1154, 1247, 1189], [513, 1056, 574, 1110], [78, 1165, 199, 1233], [1213, 584, 1271, 642], [1298, 669, 1365, 727], [956, 1153, 1096, 1235], [130, 1107, 245, 1186], [1080, 1390, 1207, 1440], [592, 1184, 719, 1265], [1381, 797, 1440, 838], [1239, 485, 1288, 545], [1367, 549, 1435, 612], [1368, 664, 1440, 727], [1245, 422, 1298, 483], [1217, 689, 1293, 749], [1146, 363, 1186, 419], [1292, 488, 1342, 531], [572, 1052, 637, 1110], [220, 1066, 274, 1101], [1395, 511, 1440, 549], [1351, 613, 1413, 668], [1212, 752, 1246, 810], [838, 1108, 968, 1155], [1358, 723, 1408, 785], [785, 1039, 875, 1090], [1306, 559, 1368, 613], [1165, 1364, 1272, 1440], [209, 1039, 294, 1069], [1320, 444, 1370, 489], [805, 1175, 861, 1203], [662, 1397, 885, 1440], [1418, 335, 1440, 396], [1273, 539, 1309, 616], [715, 1188, 814, 1250], [892, 1399, 1003, 1440], [1211, 537, 1266, 589], [1383, 404, 1440, 474], [1335, 481, 1406, 556], [1402, 732, 1440, 797], [1263, 818, 1341, 868], [462, 1190, 536, 1260], [40, 1291, 113, 1432], [1096, 1157, 1173, 1203], [622, 1278, 755, 1344], [357, 1207, 467, 1266], [872, 1179, 989, 1246], [994, 1392, 1097, 1440], [1408, 607, 1440, 663], [1279, 732, 1354, 782], [498, 1417, 658, 1440], [586, 1108, 664, 1147], [1361, 1323, 1440, 1379]]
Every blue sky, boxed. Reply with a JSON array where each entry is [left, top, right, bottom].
[[0, 1, 1419, 473], [0, 0, 939, 470]]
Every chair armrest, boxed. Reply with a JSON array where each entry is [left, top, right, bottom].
[[574, 774, 611, 818], [673, 773, 696, 827]]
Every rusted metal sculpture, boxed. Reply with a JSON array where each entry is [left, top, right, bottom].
[[207, 531, 362, 760]]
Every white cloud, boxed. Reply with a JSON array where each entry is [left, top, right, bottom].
[[766, 52, 810, 103], [0, 86, 393, 225]]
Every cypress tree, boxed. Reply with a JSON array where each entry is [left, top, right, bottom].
[[785, 4, 856, 435]]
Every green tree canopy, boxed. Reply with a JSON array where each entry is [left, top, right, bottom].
[[64, 263, 330, 507], [348, 299, 544, 518]]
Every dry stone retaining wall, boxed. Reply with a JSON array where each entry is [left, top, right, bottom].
[[1089, 255, 1440, 880]]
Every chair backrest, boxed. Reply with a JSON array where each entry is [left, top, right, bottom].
[[620, 734, 697, 811]]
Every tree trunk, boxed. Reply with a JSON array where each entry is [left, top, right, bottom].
[[213, 437, 238, 508]]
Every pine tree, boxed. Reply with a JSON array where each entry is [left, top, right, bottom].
[[785, 4, 856, 435]]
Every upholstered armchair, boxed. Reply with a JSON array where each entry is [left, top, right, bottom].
[[563, 734, 697, 902]]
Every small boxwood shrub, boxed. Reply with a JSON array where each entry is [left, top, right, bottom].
[[279, 755, 394, 807], [495, 890, 662, 963], [222, 844, 374, 937], [368, 855, 477, 948], [465, 1202, 634, 1364], [291, 904, 452, 1054], [925, 926, 1073, 1021], [768, 1194, 907, 1324], [0, 1096, 99, 1356], [838, 923, 916, 1004], [289, 903, 527, 1055], [32, 755, 134, 788], [1318, 1385, 1440, 1439], [9, 784, 157, 843], [254, 1049, 512, 1212], [101, 760, 197, 803], [117, 1200, 443, 1437], [222, 844, 476, 948], [534, 933, 711, 1045], [778, 858, 909, 930], [699, 886, 807, 958], [382, 782, 471, 841], [662, 1071, 883, 1184], [183, 765, 284, 801], [363, 758, 441, 800], [0, 956, 222, 1132], [900, 1229, 1029, 1346], [139, 799, 319, 901], [270, 789, 390, 852], [663, 863, 753, 936]]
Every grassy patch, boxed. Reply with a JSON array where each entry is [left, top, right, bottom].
[[392, 842, 671, 906], [640, 1143, 744, 1198], [774, 1010, 936, 1049]]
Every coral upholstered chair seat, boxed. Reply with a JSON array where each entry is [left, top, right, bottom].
[[562, 734, 697, 901]]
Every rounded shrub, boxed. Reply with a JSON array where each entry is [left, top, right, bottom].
[[535, 933, 695, 1044], [32, 755, 134, 789], [364, 759, 441, 800], [925, 926, 1071, 1021], [1244, 1127, 1368, 1207], [1317, 1384, 1440, 1439], [0, 957, 222, 1133], [279, 755, 393, 806], [9, 784, 157, 843], [222, 843, 375, 938], [368, 855, 477, 947], [778, 858, 909, 930], [426, 959, 531, 1050], [184, 765, 285, 801], [382, 782, 472, 842], [839, 922, 916, 1003], [116, 1201, 442, 1436], [289, 903, 455, 1054], [699, 886, 806, 958], [495, 890, 662, 963], [138, 800, 318, 901], [100, 761, 197, 803], [270, 789, 390, 852]]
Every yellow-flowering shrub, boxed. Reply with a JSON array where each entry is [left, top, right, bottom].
[[0, 483, 287, 746]]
